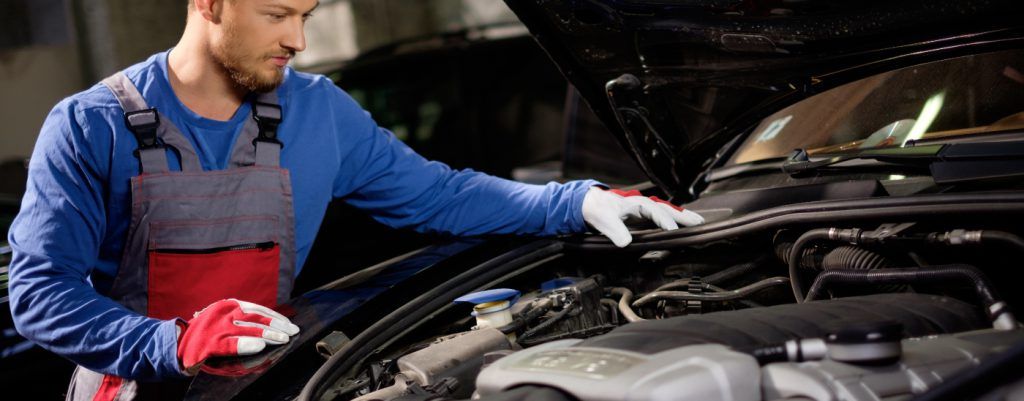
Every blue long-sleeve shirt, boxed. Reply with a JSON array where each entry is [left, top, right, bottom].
[[7, 51, 596, 380]]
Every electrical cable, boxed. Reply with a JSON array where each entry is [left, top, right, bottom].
[[633, 277, 790, 306], [497, 298, 552, 334], [655, 259, 763, 292], [517, 304, 573, 344]]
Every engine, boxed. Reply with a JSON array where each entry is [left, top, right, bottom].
[[321, 224, 1024, 401]]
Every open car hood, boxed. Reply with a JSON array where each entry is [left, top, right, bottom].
[[502, 0, 1024, 200]]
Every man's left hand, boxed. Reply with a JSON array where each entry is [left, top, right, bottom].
[[582, 187, 704, 247]]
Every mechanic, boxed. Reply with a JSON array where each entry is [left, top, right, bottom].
[[6, 0, 704, 399]]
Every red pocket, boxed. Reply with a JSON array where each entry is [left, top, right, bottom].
[[147, 243, 280, 320]]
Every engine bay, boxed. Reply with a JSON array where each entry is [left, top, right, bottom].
[[312, 220, 1024, 401]]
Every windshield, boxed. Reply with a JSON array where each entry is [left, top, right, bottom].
[[727, 49, 1024, 166]]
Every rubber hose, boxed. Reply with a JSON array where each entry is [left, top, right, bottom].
[[633, 277, 790, 306], [706, 283, 763, 308], [821, 246, 892, 270], [803, 265, 998, 307], [776, 241, 818, 269], [822, 245, 904, 294], [981, 230, 1024, 253], [566, 193, 1024, 251], [788, 229, 831, 303], [609, 288, 644, 322], [600, 298, 620, 325]]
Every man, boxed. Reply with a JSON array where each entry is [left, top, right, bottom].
[[7, 0, 704, 399]]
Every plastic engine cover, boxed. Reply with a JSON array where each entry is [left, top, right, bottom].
[[475, 340, 760, 401], [576, 293, 986, 355], [475, 293, 991, 401], [762, 328, 1024, 401]]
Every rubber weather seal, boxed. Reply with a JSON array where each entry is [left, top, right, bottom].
[[566, 192, 1024, 251]]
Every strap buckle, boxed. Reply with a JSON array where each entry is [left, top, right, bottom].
[[251, 101, 283, 144], [124, 108, 162, 150]]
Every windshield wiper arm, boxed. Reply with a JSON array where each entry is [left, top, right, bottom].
[[782, 149, 857, 175], [781, 145, 944, 176], [709, 141, 1024, 183], [782, 141, 1024, 183]]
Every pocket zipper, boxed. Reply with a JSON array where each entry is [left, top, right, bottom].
[[155, 241, 276, 254]]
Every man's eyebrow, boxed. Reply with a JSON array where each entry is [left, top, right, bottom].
[[264, 1, 320, 14]]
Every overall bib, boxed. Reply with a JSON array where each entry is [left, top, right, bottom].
[[66, 72, 298, 401]]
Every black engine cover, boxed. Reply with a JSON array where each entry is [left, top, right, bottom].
[[578, 293, 988, 354]]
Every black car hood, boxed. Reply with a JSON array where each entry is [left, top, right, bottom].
[[502, 0, 1024, 200]]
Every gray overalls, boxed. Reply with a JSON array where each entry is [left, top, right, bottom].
[[66, 72, 298, 401]]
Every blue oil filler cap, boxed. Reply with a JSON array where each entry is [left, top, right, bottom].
[[454, 288, 521, 309]]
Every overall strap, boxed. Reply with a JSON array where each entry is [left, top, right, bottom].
[[102, 73, 169, 173], [101, 72, 203, 173], [252, 91, 283, 167], [229, 90, 284, 168]]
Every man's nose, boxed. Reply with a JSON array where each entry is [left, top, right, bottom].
[[282, 20, 307, 53]]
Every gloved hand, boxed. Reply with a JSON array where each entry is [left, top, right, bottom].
[[176, 299, 300, 374], [199, 339, 290, 377], [582, 187, 704, 247]]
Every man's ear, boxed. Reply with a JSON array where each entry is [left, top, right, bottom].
[[193, 0, 224, 23]]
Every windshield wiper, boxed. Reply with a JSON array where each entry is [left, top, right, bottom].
[[782, 141, 1024, 183], [781, 145, 942, 175], [708, 140, 1024, 183]]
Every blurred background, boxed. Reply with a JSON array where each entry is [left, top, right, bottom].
[[0, 1, 644, 398]]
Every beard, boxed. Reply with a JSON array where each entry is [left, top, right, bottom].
[[210, 20, 288, 93]]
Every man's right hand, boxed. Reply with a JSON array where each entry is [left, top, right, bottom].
[[176, 299, 300, 374], [582, 187, 705, 247]]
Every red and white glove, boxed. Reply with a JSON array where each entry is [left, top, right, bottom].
[[582, 187, 705, 247], [175, 299, 300, 374]]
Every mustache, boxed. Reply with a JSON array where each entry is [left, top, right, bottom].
[[267, 51, 295, 59]]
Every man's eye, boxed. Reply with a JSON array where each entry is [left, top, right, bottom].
[[302, 13, 313, 22], [268, 13, 286, 21]]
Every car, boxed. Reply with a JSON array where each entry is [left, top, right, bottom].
[[71, 0, 1024, 400]]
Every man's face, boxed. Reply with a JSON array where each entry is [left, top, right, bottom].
[[209, 0, 318, 93]]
